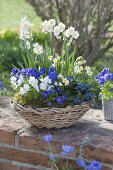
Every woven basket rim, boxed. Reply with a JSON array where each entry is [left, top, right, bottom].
[[11, 100, 90, 111]]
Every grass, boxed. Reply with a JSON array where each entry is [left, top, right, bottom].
[[0, 0, 41, 31]]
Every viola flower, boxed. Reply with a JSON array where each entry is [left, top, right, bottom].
[[43, 134, 52, 143], [47, 102, 51, 107], [42, 91, 49, 99], [76, 159, 86, 168], [61, 144, 74, 156], [40, 68, 46, 75], [49, 154, 56, 161], [48, 72, 58, 81], [87, 160, 102, 170], [74, 97, 78, 105]]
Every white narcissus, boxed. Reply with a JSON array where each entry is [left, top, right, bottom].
[[33, 43, 43, 55], [20, 17, 31, 40], [58, 22, 65, 32]]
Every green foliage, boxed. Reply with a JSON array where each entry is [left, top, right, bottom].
[[101, 81, 113, 100]]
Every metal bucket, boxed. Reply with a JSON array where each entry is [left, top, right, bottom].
[[102, 99, 113, 121]]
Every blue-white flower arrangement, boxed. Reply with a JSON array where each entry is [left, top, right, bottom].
[[10, 17, 94, 108], [43, 134, 102, 170]]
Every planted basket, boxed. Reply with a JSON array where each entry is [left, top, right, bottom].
[[11, 101, 90, 129]]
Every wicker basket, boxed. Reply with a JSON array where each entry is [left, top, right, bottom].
[[11, 101, 90, 129]]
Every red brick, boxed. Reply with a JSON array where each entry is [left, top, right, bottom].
[[83, 135, 113, 164], [0, 128, 15, 145], [18, 126, 88, 156], [0, 147, 50, 168], [0, 162, 39, 170]]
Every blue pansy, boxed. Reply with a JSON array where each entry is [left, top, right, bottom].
[[48, 72, 58, 81], [56, 95, 66, 105], [76, 159, 86, 168], [11, 68, 18, 76], [86, 92, 92, 101], [47, 102, 51, 107], [49, 67, 55, 72], [43, 134, 52, 143], [49, 154, 55, 161], [56, 96, 63, 105], [77, 83, 86, 91], [40, 68, 46, 75], [87, 160, 102, 170], [110, 88, 113, 92], [61, 144, 74, 156], [42, 91, 49, 99], [74, 97, 78, 105], [55, 86, 62, 93]]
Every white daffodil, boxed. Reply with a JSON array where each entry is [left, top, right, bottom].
[[20, 17, 31, 40], [54, 82, 58, 86], [53, 26, 61, 39], [65, 26, 79, 40], [48, 19, 56, 27], [85, 66, 92, 76], [33, 43, 43, 55], [58, 22, 65, 32], [51, 63, 56, 68], [65, 26, 75, 38], [59, 82, 63, 87], [72, 31, 79, 39], [48, 55, 53, 61], [42, 19, 56, 33], [63, 78, 69, 86], [74, 65, 83, 74], [53, 58, 59, 63], [58, 74, 64, 79]]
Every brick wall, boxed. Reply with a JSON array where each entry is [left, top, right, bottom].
[[0, 97, 113, 170]]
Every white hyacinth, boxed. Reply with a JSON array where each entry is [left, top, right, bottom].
[[33, 43, 43, 55]]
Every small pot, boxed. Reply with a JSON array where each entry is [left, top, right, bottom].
[[102, 99, 113, 121]]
